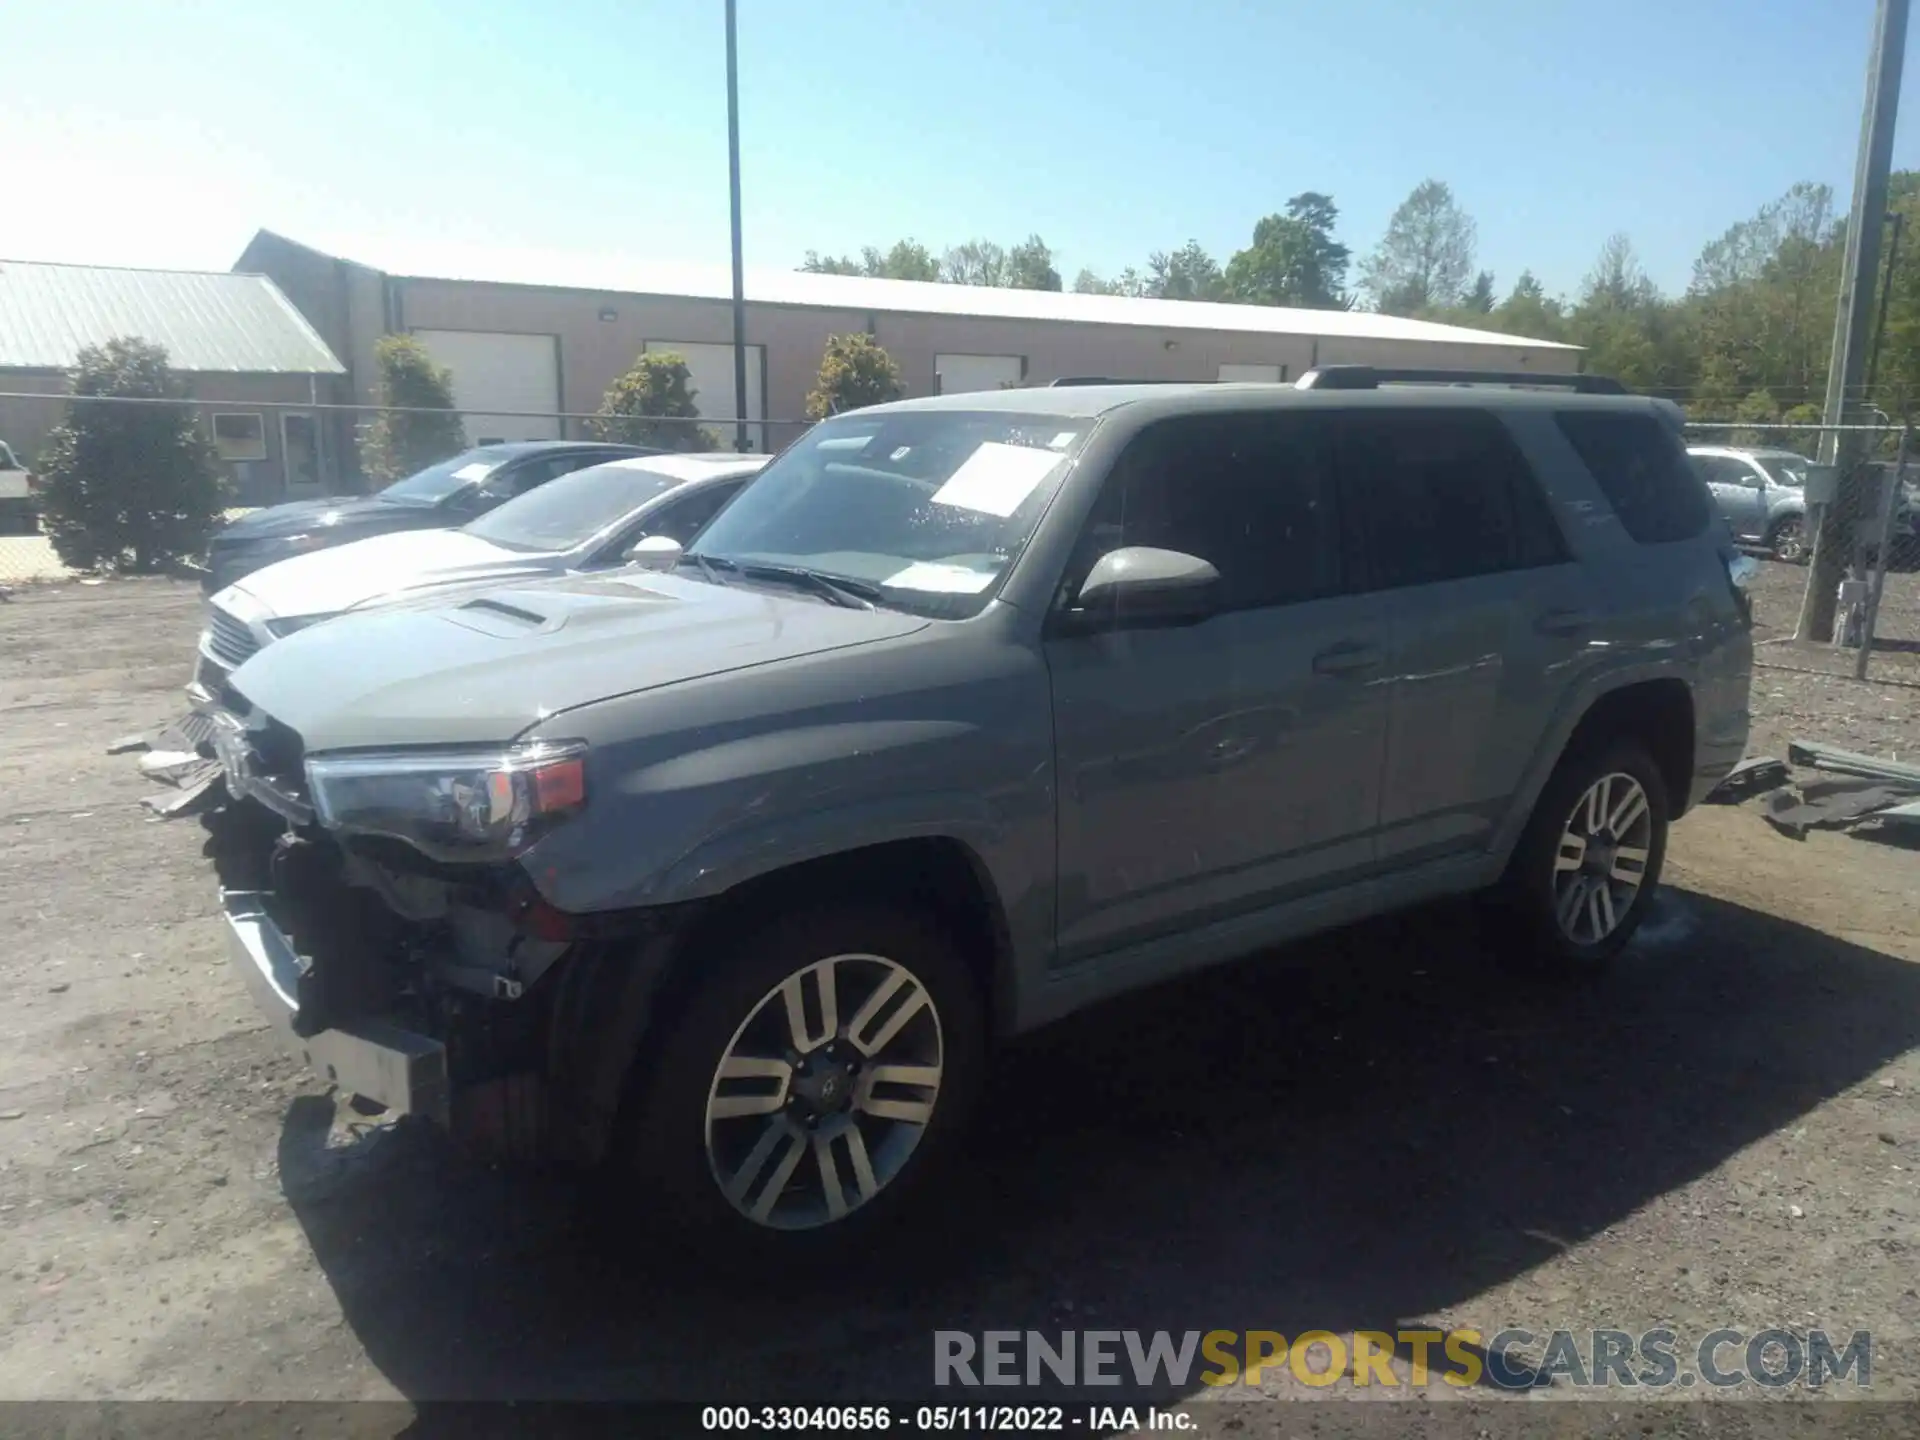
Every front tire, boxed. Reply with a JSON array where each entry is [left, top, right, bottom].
[[617, 899, 985, 1264], [1496, 739, 1670, 972]]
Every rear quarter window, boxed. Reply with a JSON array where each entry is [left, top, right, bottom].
[[1555, 410, 1711, 544]]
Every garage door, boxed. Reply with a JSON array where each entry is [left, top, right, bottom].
[[935, 354, 1024, 395], [644, 341, 766, 451], [411, 331, 561, 444], [1218, 363, 1286, 383]]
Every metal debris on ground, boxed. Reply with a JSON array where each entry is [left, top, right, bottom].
[[104, 733, 148, 756], [1725, 738, 1920, 839], [1705, 756, 1790, 802], [1763, 780, 1920, 839], [1786, 740, 1920, 788]]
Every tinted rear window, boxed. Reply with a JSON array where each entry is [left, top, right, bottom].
[[1555, 411, 1710, 543]]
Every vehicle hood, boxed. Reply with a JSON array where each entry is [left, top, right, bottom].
[[227, 571, 932, 750], [216, 495, 434, 542], [221, 529, 550, 621]]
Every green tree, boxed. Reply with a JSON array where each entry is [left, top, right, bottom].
[[1075, 266, 1148, 297], [1463, 270, 1497, 313], [806, 334, 903, 419], [358, 334, 467, 482], [801, 240, 940, 281], [1222, 192, 1351, 308], [1567, 235, 1691, 395], [1684, 183, 1838, 414], [590, 351, 717, 451], [941, 239, 1009, 287], [35, 338, 225, 572], [1359, 179, 1478, 314], [1146, 240, 1226, 301], [1005, 234, 1063, 291], [800, 250, 863, 275], [1487, 271, 1568, 341]]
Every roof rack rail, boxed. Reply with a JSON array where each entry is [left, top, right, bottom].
[[1047, 376, 1196, 387], [1294, 365, 1627, 395]]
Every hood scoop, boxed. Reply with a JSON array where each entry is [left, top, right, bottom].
[[444, 596, 557, 637]]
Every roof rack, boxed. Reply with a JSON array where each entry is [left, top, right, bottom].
[[1294, 365, 1627, 395], [1047, 376, 1196, 387]]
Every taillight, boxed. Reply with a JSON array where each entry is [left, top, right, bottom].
[[1722, 548, 1756, 627]]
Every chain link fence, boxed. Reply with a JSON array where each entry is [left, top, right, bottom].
[[0, 391, 812, 587], [1682, 418, 1920, 685]]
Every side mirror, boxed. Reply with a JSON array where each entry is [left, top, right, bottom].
[[627, 534, 683, 572], [1072, 546, 1220, 628]]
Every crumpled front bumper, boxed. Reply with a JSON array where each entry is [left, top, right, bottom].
[[222, 888, 449, 1125]]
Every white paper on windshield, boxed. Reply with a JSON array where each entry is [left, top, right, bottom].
[[930, 443, 1061, 518], [452, 462, 494, 482], [882, 561, 996, 594], [1048, 431, 1077, 449]]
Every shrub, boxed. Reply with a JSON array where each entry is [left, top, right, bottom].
[[806, 334, 902, 420], [591, 352, 717, 451], [35, 338, 225, 573], [357, 335, 467, 482]]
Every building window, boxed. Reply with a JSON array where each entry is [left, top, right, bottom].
[[210, 413, 267, 462]]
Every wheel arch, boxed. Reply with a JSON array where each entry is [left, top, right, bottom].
[[1492, 671, 1696, 872], [545, 834, 1016, 1168]]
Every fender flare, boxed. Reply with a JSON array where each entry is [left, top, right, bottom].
[[1487, 661, 1694, 870]]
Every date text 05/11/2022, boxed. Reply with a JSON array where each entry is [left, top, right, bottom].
[[700, 1404, 1195, 1432]]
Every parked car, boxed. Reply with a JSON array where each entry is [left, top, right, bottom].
[[201, 441, 657, 592], [191, 452, 764, 709], [203, 368, 1751, 1258], [0, 438, 38, 535], [1690, 443, 1918, 564]]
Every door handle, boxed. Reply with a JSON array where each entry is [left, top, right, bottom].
[[1534, 608, 1596, 637], [1312, 642, 1383, 676]]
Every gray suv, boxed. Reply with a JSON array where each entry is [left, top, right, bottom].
[[203, 368, 1752, 1256]]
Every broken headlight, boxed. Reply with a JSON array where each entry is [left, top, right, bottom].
[[303, 741, 587, 862]]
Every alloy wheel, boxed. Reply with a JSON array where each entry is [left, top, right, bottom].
[[704, 953, 943, 1230], [1552, 772, 1654, 947], [1773, 518, 1807, 563]]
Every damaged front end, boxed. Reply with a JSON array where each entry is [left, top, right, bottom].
[[203, 704, 651, 1163]]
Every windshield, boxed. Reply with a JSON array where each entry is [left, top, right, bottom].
[[379, 448, 515, 506], [463, 461, 679, 552], [1755, 454, 1811, 488], [688, 410, 1091, 617]]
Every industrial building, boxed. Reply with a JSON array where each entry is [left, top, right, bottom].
[[0, 259, 347, 505], [238, 230, 1581, 495], [4, 237, 1583, 505]]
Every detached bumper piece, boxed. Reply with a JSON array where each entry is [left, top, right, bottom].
[[223, 889, 449, 1125]]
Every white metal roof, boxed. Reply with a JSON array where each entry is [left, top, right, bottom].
[[271, 232, 1578, 352], [0, 259, 345, 374]]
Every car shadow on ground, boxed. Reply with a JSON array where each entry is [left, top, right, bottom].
[[275, 886, 1920, 1412]]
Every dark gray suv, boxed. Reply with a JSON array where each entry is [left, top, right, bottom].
[[203, 367, 1753, 1257]]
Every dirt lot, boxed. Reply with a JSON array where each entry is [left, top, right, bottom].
[[2, 575, 1918, 1431]]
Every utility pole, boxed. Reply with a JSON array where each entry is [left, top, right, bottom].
[[725, 0, 750, 452], [1799, 0, 1909, 640]]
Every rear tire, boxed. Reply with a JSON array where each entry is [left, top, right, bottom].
[[1766, 514, 1808, 564], [613, 898, 986, 1269], [1494, 738, 1670, 973]]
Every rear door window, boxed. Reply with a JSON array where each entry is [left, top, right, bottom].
[[1339, 409, 1567, 589], [1557, 411, 1711, 543]]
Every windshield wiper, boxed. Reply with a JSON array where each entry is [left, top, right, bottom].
[[674, 551, 735, 587], [736, 562, 880, 610]]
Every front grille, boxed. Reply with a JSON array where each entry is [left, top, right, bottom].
[[205, 606, 259, 668]]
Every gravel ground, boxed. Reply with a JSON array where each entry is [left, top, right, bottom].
[[1, 578, 1918, 1436]]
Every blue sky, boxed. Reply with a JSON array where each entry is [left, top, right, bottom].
[[4, 0, 1918, 304]]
